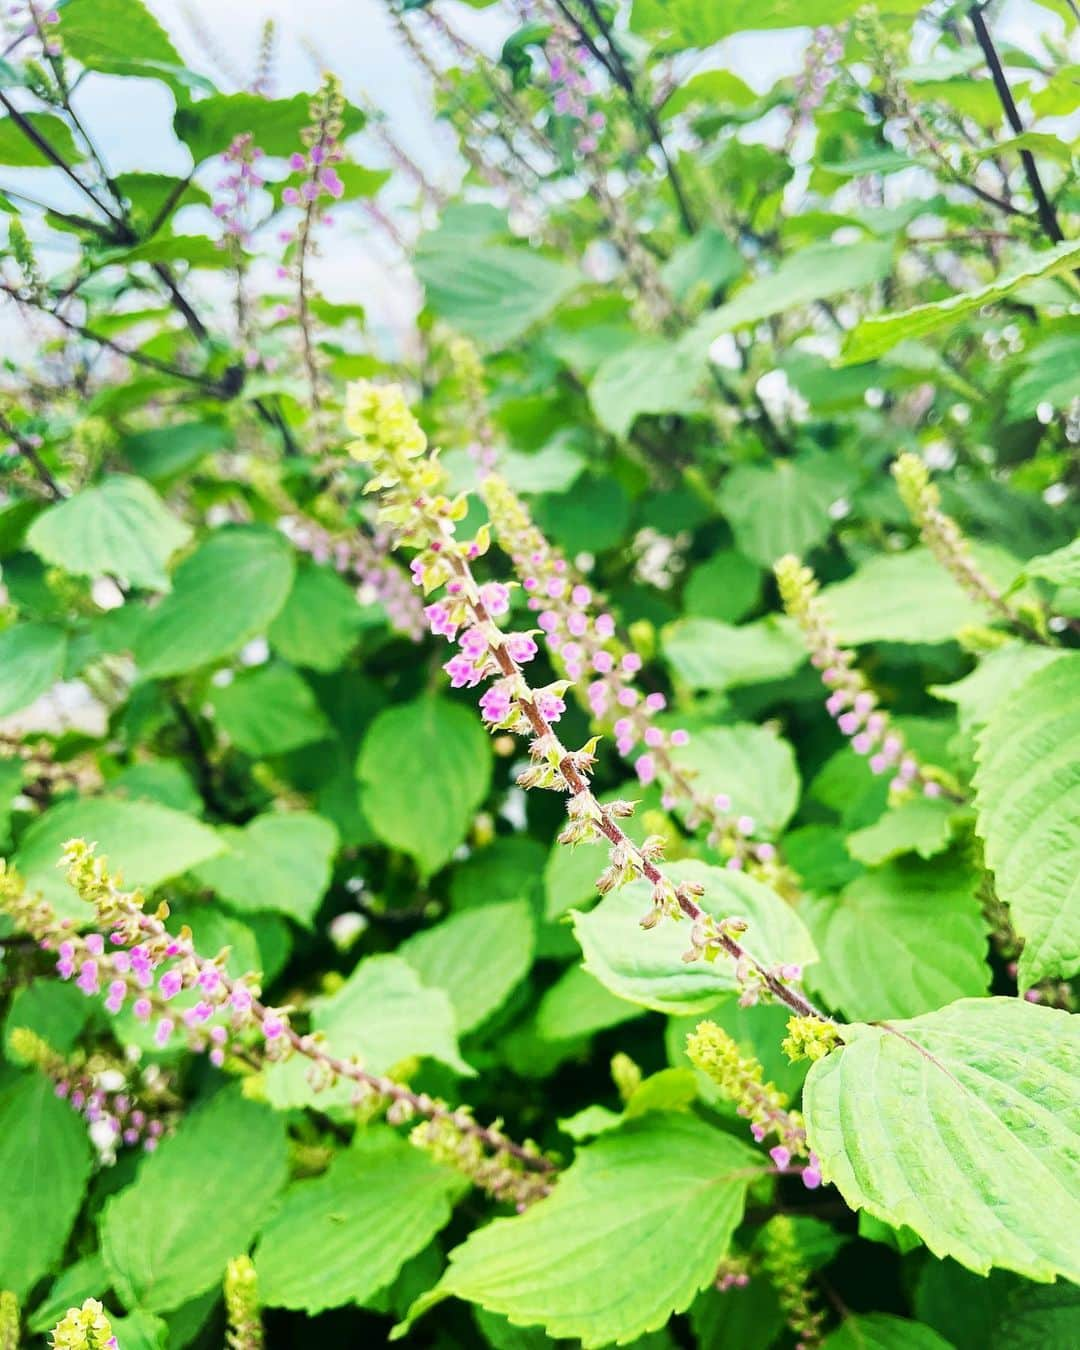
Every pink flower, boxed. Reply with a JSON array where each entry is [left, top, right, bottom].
[[635, 753, 656, 785], [319, 166, 344, 199], [481, 582, 511, 616], [159, 969, 183, 1000], [505, 633, 538, 664], [535, 692, 565, 722], [445, 653, 483, 689], [480, 686, 512, 724], [770, 1145, 791, 1170]]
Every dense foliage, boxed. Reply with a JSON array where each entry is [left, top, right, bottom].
[[0, 0, 1078, 1346]]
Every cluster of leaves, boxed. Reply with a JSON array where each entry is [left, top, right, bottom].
[[0, 0, 1077, 1347]]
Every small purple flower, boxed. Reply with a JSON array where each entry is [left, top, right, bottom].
[[159, 969, 183, 1000]]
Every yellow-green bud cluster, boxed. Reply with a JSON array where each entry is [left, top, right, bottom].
[[687, 1020, 806, 1155], [758, 1215, 825, 1349], [49, 1299, 117, 1350], [411, 1114, 552, 1210], [225, 1255, 264, 1350], [782, 1015, 840, 1064], [0, 1291, 19, 1350]]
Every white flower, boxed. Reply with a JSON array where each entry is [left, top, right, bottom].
[[708, 334, 741, 370]]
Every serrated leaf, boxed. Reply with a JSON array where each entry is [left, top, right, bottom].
[[134, 527, 294, 678], [415, 235, 579, 347], [208, 664, 330, 757], [974, 653, 1080, 988], [803, 998, 1080, 1283], [804, 859, 989, 1020], [399, 900, 534, 1032], [930, 646, 1064, 735], [573, 861, 817, 1014], [255, 1130, 459, 1314], [589, 338, 706, 438], [191, 812, 338, 927], [0, 1074, 92, 1299], [26, 476, 191, 591], [842, 240, 1080, 363], [662, 616, 804, 691], [820, 549, 1014, 644], [669, 723, 800, 836], [357, 696, 493, 877], [822, 1313, 956, 1349], [101, 1088, 288, 1313], [315, 954, 473, 1077], [0, 622, 66, 716], [400, 1114, 762, 1347], [718, 456, 850, 567], [15, 796, 224, 920], [1011, 538, 1080, 591], [58, 0, 180, 69], [268, 560, 364, 671], [847, 798, 957, 864]]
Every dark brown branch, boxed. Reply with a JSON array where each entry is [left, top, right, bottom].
[[0, 408, 63, 498]]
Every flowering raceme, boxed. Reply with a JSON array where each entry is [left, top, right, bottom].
[[345, 379, 826, 1019]]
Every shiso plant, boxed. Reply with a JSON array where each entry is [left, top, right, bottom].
[[0, 0, 1077, 1347]]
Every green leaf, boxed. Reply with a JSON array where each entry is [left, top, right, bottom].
[[357, 696, 493, 877], [847, 797, 957, 864], [27, 476, 191, 591], [631, 0, 920, 48], [803, 998, 1080, 1283], [174, 92, 364, 163], [683, 550, 760, 623], [973, 653, 1080, 988], [535, 963, 647, 1041], [191, 812, 339, 927], [315, 954, 473, 1076], [804, 859, 990, 1020], [255, 1130, 459, 1314], [661, 227, 744, 301], [27, 1253, 110, 1334], [1011, 538, 1080, 591], [669, 724, 800, 836], [4, 980, 91, 1058], [15, 796, 224, 919], [573, 860, 817, 1014], [208, 664, 330, 757], [822, 1313, 957, 1350], [134, 527, 295, 678], [686, 240, 894, 349], [399, 900, 535, 1033], [589, 338, 706, 438], [930, 646, 1064, 736], [992, 1283, 1080, 1349], [0, 622, 66, 716], [718, 456, 850, 568], [268, 561, 363, 671], [58, 0, 180, 69], [122, 421, 232, 481], [415, 236, 579, 347], [820, 549, 1008, 644], [0, 1074, 92, 1299], [101, 1088, 288, 1313], [400, 1114, 762, 1347], [662, 616, 804, 691], [842, 240, 1080, 363], [0, 112, 84, 166]]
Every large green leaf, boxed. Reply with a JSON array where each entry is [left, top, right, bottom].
[[101, 1089, 288, 1313], [0, 622, 66, 716], [208, 664, 331, 757], [315, 954, 473, 1076], [842, 240, 1080, 363], [535, 963, 647, 1042], [930, 646, 1064, 736], [718, 456, 850, 567], [846, 798, 957, 865], [58, 0, 181, 69], [662, 617, 804, 691], [1011, 538, 1080, 591], [134, 527, 294, 678], [974, 654, 1080, 988], [631, 0, 920, 48], [669, 723, 800, 836], [820, 549, 1011, 644], [357, 696, 493, 877], [804, 859, 990, 1021], [589, 338, 706, 438], [573, 860, 817, 1014], [803, 998, 1080, 1282], [415, 237, 580, 347], [27, 476, 191, 591], [268, 561, 364, 671], [685, 240, 893, 350], [0, 1074, 92, 1299], [399, 900, 535, 1033], [400, 1114, 762, 1347], [15, 795, 224, 918], [174, 92, 364, 163], [255, 1130, 459, 1314], [191, 812, 339, 928], [0, 113, 84, 167]]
